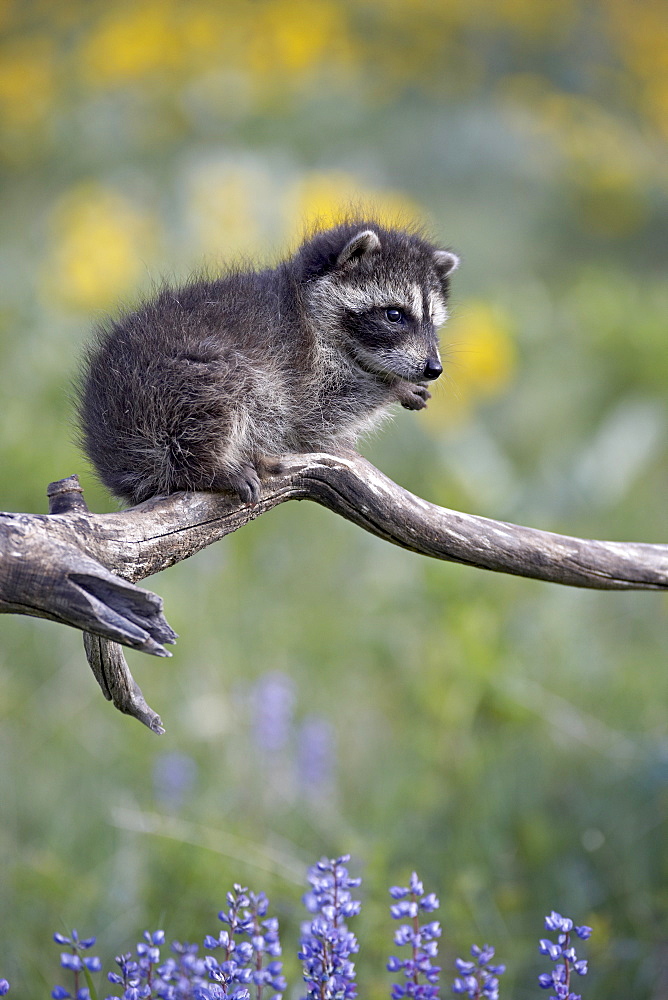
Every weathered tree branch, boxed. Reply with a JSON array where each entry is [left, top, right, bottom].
[[0, 491, 177, 652], [2, 451, 667, 732], [0, 476, 178, 732]]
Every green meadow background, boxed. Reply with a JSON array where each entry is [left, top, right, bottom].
[[1, 1, 668, 996]]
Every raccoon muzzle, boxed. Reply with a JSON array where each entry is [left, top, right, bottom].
[[422, 358, 443, 381]]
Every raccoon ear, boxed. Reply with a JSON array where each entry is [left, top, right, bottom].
[[336, 229, 381, 267], [433, 249, 459, 278]]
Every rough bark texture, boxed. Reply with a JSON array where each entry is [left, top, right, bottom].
[[2, 451, 667, 732]]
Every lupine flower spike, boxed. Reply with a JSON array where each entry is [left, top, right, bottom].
[[299, 854, 361, 999], [105, 950, 148, 999], [52, 929, 101, 1000], [200, 885, 285, 1000], [538, 911, 592, 1000], [452, 944, 505, 999], [387, 871, 441, 1000], [245, 891, 285, 1000]]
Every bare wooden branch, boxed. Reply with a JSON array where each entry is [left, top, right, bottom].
[[83, 631, 166, 734], [0, 509, 177, 652], [0, 474, 177, 733], [48, 451, 665, 591], [2, 451, 667, 732]]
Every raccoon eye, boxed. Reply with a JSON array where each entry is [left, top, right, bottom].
[[385, 307, 404, 323]]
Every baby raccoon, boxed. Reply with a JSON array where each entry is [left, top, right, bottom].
[[77, 221, 459, 505]]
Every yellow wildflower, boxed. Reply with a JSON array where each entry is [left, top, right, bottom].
[[290, 170, 424, 235], [425, 300, 516, 427], [41, 183, 158, 310]]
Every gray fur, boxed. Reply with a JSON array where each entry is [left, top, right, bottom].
[[76, 221, 458, 504]]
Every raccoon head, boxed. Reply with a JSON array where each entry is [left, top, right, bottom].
[[297, 222, 459, 384]]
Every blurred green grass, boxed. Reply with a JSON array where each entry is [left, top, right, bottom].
[[1, 1, 668, 997]]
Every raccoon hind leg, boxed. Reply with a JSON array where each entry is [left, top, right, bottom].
[[139, 355, 257, 500], [170, 355, 282, 504]]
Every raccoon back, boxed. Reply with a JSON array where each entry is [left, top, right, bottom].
[[77, 270, 300, 502]]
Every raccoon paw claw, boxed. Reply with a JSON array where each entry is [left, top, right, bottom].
[[234, 466, 263, 504], [397, 382, 431, 410], [213, 465, 263, 505]]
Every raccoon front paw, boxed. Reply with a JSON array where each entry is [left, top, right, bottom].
[[212, 465, 262, 504], [396, 382, 431, 411]]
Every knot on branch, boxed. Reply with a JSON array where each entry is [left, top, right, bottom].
[[47, 475, 87, 514]]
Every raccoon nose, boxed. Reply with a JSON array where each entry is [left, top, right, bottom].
[[423, 358, 443, 381]]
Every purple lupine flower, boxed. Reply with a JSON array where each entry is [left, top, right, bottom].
[[538, 912, 591, 1000], [299, 855, 361, 999], [134, 930, 165, 992], [54, 931, 97, 950], [387, 871, 441, 1000], [246, 893, 285, 1000], [52, 929, 100, 1000], [203, 884, 284, 1000], [105, 952, 146, 1000], [0, 981, 8, 996], [452, 944, 505, 999], [193, 986, 237, 1000], [544, 913, 573, 934], [155, 940, 209, 998], [251, 672, 296, 753], [105, 933, 216, 999]]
